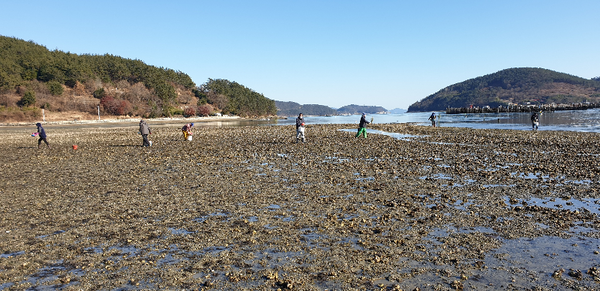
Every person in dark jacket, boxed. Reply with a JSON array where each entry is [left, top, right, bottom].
[[428, 112, 436, 127], [355, 113, 370, 138], [295, 113, 305, 143], [531, 112, 539, 130], [36, 123, 50, 149], [139, 119, 151, 147]]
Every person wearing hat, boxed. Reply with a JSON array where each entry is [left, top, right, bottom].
[[355, 113, 370, 138], [182, 123, 194, 140], [139, 119, 151, 147], [36, 123, 50, 149], [295, 113, 306, 143]]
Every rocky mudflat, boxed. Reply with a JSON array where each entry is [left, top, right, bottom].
[[1, 123, 599, 290]]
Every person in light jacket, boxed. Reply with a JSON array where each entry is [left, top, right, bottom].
[[139, 119, 151, 147]]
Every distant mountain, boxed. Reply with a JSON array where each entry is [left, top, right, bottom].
[[337, 104, 387, 115], [275, 101, 337, 116], [276, 101, 388, 116], [389, 108, 406, 114], [408, 67, 600, 112]]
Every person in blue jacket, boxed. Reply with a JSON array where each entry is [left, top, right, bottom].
[[36, 123, 50, 149]]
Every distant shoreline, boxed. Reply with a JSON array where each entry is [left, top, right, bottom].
[[0, 115, 246, 127]]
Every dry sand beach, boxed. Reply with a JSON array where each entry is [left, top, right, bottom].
[[0, 123, 599, 290]]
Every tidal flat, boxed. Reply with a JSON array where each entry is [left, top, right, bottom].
[[0, 123, 599, 290]]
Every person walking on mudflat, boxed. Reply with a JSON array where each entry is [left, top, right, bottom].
[[355, 113, 371, 138], [36, 123, 50, 149], [182, 123, 194, 140], [429, 112, 436, 127], [295, 113, 306, 143], [531, 112, 539, 130], [139, 119, 151, 147]]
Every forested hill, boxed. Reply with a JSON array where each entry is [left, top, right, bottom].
[[275, 101, 388, 116], [337, 104, 387, 115], [408, 68, 600, 112], [275, 101, 337, 116], [0, 35, 276, 121], [195, 79, 276, 117]]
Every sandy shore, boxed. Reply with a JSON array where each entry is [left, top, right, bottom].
[[0, 123, 599, 290], [0, 115, 244, 127]]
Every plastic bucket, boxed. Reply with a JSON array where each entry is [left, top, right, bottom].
[[187, 135, 193, 141], [149, 141, 153, 146]]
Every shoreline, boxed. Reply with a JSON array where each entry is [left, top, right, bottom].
[[0, 115, 243, 127], [0, 116, 281, 128]]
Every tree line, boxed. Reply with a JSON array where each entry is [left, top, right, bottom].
[[275, 101, 337, 116], [0, 36, 193, 102], [0, 35, 276, 120], [194, 79, 276, 117]]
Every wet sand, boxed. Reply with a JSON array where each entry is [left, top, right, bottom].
[[0, 123, 599, 290]]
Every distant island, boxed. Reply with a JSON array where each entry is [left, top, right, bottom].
[[275, 101, 387, 117], [275, 101, 337, 116], [337, 104, 387, 115], [408, 68, 600, 112]]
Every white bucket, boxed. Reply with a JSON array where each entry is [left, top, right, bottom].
[[187, 135, 193, 141], [149, 141, 153, 146]]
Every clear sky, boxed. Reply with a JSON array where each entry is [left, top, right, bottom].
[[1, 0, 599, 110]]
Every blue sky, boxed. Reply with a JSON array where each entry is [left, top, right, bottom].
[[1, 0, 599, 110]]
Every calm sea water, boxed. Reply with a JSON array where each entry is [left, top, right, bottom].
[[1, 109, 597, 133], [276, 108, 600, 133]]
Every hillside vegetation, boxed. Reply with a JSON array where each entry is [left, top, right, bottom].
[[0, 36, 275, 121], [275, 101, 337, 116], [408, 68, 600, 112], [195, 79, 276, 117], [337, 104, 387, 115], [275, 101, 388, 116]]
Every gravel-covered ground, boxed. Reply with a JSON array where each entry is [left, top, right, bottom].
[[1, 123, 599, 290]]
